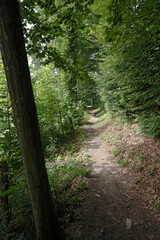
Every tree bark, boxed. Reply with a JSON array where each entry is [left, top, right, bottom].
[[0, 1, 65, 239]]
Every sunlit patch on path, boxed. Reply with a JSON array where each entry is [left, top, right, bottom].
[[69, 110, 160, 240]]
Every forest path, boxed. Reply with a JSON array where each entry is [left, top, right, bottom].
[[71, 110, 160, 240]]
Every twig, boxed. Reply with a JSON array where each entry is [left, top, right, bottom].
[[146, 233, 152, 240], [112, 217, 121, 224], [120, 190, 133, 200]]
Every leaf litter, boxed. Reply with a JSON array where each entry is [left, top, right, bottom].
[[66, 110, 160, 239]]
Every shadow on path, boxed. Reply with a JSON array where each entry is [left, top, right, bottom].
[[72, 111, 160, 240]]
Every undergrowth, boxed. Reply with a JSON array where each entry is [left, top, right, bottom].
[[0, 127, 89, 239], [98, 109, 160, 216], [47, 145, 90, 229]]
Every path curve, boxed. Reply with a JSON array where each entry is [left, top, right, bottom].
[[74, 111, 160, 240]]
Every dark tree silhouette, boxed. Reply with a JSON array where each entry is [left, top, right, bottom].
[[0, 1, 65, 239]]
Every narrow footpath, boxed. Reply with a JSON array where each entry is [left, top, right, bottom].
[[70, 110, 160, 240]]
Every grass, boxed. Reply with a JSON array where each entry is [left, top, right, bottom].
[[131, 163, 143, 171], [112, 148, 126, 158], [64, 143, 78, 153], [156, 201, 160, 212], [117, 155, 128, 167], [121, 148, 126, 153], [75, 182, 87, 192], [47, 153, 89, 194], [95, 111, 112, 128], [117, 159, 128, 167], [112, 149, 120, 157], [83, 153, 89, 162], [136, 177, 142, 184], [115, 133, 123, 140], [147, 166, 157, 175], [127, 151, 134, 159], [126, 151, 145, 171], [135, 152, 145, 163], [131, 152, 145, 171], [46, 127, 90, 227], [98, 114, 147, 173]]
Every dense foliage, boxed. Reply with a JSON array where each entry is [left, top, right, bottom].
[[1, 0, 160, 238], [90, 0, 160, 137]]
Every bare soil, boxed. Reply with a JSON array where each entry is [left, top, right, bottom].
[[67, 110, 160, 240]]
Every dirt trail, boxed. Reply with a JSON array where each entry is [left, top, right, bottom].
[[71, 111, 160, 240]]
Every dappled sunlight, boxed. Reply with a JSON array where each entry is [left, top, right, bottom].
[[85, 110, 124, 181], [93, 112, 160, 221], [74, 110, 160, 240]]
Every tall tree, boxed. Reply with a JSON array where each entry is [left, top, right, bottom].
[[0, 1, 64, 239]]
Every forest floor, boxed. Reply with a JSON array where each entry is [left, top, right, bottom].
[[67, 109, 160, 240]]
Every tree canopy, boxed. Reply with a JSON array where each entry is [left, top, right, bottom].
[[0, 0, 160, 238]]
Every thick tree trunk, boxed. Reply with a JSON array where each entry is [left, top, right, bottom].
[[0, 1, 65, 239]]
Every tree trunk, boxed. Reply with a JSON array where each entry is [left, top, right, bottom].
[[0, 1, 65, 239]]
